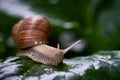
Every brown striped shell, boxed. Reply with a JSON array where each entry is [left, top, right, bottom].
[[12, 16, 51, 49]]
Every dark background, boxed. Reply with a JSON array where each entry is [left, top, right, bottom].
[[0, 0, 120, 59]]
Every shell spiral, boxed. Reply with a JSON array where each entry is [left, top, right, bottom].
[[12, 16, 51, 49]]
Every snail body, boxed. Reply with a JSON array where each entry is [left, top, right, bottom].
[[12, 15, 81, 66]]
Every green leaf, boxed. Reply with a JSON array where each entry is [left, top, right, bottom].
[[0, 51, 120, 80]]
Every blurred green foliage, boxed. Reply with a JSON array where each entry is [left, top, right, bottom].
[[0, 0, 120, 59]]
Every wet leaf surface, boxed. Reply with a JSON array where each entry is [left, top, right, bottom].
[[0, 51, 120, 80]]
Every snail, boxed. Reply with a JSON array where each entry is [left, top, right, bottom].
[[12, 15, 81, 66]]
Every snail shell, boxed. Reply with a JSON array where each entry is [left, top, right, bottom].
[[12, 16, 51, 48], [12, 15, 81, 66]]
